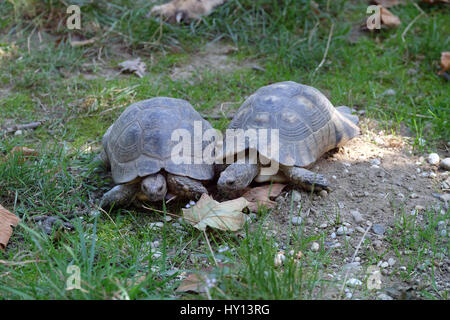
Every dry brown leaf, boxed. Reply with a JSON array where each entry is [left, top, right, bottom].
[[182, 193, 248, 231], [7, 146, 38, 163], [118, 58, 146, 78], [380, 6, 401, 27], [439, 52, 450, 73], [242, 184, 286, 212], [175, 273, 208, 293], [371, 0, 401, 7], [0, 204, 20, 250]]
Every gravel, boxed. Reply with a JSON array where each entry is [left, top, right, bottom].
[[440, 158, 450, 171], [427, 153, 440, 165], [291, 216, 303, 225], [377, 293, 393, 300], [372, 224, 386, 235], [311, 242, 320, 251], [346, 278, 362, 287], [291, 190, 302, 202], [350, 210, 364, 224]]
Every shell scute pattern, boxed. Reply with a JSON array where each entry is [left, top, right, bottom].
[[228, 81, 358, 168], [106, 97, 214, 184]]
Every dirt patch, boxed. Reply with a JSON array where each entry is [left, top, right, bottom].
[[170, 42, 257, 82], [253, 118, 449, 298]]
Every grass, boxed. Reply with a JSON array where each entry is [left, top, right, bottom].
[[0, 0, 449, 299]]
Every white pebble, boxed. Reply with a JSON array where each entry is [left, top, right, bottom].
[[345, 292, 353, 299], [388, 258, 396, 266], [354, 257, 361, 262], [346, 278, 362, 287], [350, 210, 364, 224], [380, 261, 389, 268], [337, 226, 350, 235], [319, 223, 328, 229], [370, 158, 381, 166], [311, 242, 320, 251], [427, 153, 440, 165], [330, 232, 336, 239], [14, 130, 23, 136], [291, 216, 303, 225], [440, 158, 450, 171]]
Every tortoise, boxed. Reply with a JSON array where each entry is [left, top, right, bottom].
[[216, 81, 360, 193], [97, 97, 215, 208]]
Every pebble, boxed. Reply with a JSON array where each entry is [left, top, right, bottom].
[[337, 226, 350, 235], [440, 158, 450, 171], [319, 223, 328, 229], [172, 223, 183, 229], [350, 210, 364, 224], [164, 216, 172, 222], [388, 258, 396, 266], [149, 222, 164, 229], [409, 193, 418, 199], [383, 89, 396, 96], [291, 216, 303, 225], [380, 261, 389, 268], [378, 293, 393, 300], [311, 242, 320, 251], [345, 292, 353, 299], [291, 190, 302, 202], [274, 252, 286, 267], [356, 226, 366, 233], [372, 224, 386, 235], [330, 232, 336, 239], [355, 257, 361, 262], [319, 190, 328, 197], [14, 130, 23, 136], [427, 153, 440, 165], [346, 278, 362, 287], [370, 158, 381, 166], [373, 240, 383, 249]]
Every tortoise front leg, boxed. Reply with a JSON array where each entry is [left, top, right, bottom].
[[100, 183, 139, 209], [167, 174, 208, 200], [217, 162, 259, 193], [280, 166, 330, 192]]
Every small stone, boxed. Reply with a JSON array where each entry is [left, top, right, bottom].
[[319, 190, 328, 197], [427, 153, 440, 166], [164, 216, 172, 222], [409, 193, 418, 199], [440, 229, 447, 237], [370, 158, 381, 166], [346, 278, 362, 287], [355, 226, 366, 233], [378, 293, 393, 300], [172, 223, 183, 229], [440, 158, 450, 171], [388, 258, 396, 266], [399, 266, 407, 271], [373, 240, 383, 249], [291, 190, 302, 202], [414, 205, 425, 211], [330, 232, 336, 239], [350, 210, 364, 224], [372, 224, 386, 235], [274, 252, 286, 267], [14, 130, 23, 136], [355, 257, 361, 262], [291, 216, 303, 225], [332, 175, 337, 180], [345, 292, 353, 299], [380, 261, 389, 268], [336, 226, 349, 235], [383, 89, 396, 96], [429, 172, 437, 178], [149, 222, 164, 229], [311, 242, 320, 251], [319, 223, 328, 229]]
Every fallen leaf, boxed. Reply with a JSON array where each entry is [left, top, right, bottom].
[[0, 204, 20, 250], [118, 58, 146, 78], [242, 184, 286, 212], [176, 273, 210, 293], [7, 146, 38, 163], [182, 194, 249, 231], [371, 0, 401, 7], [380, 6, 401, 27], [439, 51, 450, 73]]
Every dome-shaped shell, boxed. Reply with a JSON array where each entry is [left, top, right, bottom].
[[226, 81, 359, 167], [105, 97, 215, 184]]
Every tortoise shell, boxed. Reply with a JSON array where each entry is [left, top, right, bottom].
[[104, 97, 215, 184], [226, 81, 359, 167]]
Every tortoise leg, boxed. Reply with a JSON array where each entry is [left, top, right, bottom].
[[167, 174, 207, 200], [217, 162, 259, 193], [100, 183, 139, 209], [280, 166, 330, 192]]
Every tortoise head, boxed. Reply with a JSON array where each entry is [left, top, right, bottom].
[[141, 173, 167, 202]]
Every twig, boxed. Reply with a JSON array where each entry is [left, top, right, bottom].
[[4, 121, 43, 134], [402, 11, 425, 43], [339, 224, 371, 298], [0, 259, 46, 266], [203, 230, 218, 267], [313, 23, 334, 75]]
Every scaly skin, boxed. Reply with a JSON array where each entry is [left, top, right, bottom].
[[100, 183, 140, 209], [217, 162, 259, 193], [167, 173, 207, 199], [280, 166, 330, 191], [141, 173, 167, 201]]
